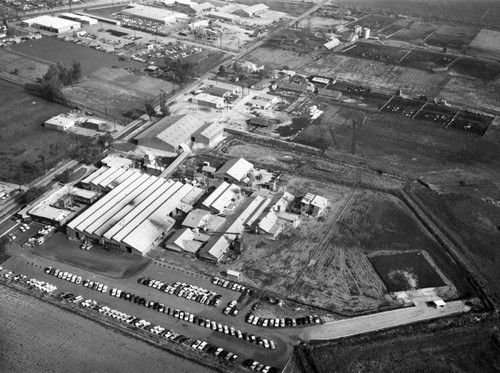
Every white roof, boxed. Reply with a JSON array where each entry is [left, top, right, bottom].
[[311, 195, 327, 208], [272, 191, 295, 212], [122, 5, 188, 22], [245, 197, 271, 226], [258, 211, 282, 235], [166, 228, 204, 253], [101, 155, 133, 169], [312, 76, 331, 84], [199, 235, 231, 261], [225, 195, 265, 237], [301, 192, 315, 205], [45, 114, 75, 128], [81, 167, 108, 185], [226, 269, 241, 277], [70, 188, 99, 200], [192, 93, 224, 105], [241, 4, 269, 15], [181, 209, 225, 231], [215, 157, 253, 182], [210, 184, 241, 213], [25, 15, 80, 29], [29, 204, 71, 222], [432, 299, 446, 306], [195, 122, 223, 140], [323, 38, 340, 50]]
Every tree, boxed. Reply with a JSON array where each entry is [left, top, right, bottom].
[[218, 65, 226, 76], [70, 60, 82, 83], [159, 90, 170, 117], [145, 102, 156, 119], [16, 186, 45, 205], [0, 235, 9, 255]]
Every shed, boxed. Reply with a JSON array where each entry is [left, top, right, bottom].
[[226, 269, 241, 280]]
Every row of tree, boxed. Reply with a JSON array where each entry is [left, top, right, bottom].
[[38, 61, 82, 102]]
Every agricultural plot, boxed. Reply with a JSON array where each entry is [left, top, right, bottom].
[[390, 21, 437, 42], [246, 47, 314, 70], [399, 50, 455, 71], [414, 103, 457, 128], [377, 18, 413, 38], [296, 16, 342, 30], [468, 29, 500, 59], [436, 76, 500, 116], [449, 57, 500, 81], [425, 25, 479, 50], [448, 110, 493, 136], [369, 251, 446, 292], [351, 14, 398, 32], [380, 97, 424, 118], [341, 42, 410, 65]]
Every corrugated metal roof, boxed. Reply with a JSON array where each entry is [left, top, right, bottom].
[[215, 157, 253, 182]]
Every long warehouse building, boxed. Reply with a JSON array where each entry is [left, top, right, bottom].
[[66, 168, 203, 256]]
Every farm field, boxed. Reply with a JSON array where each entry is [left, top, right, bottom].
[[0, 50, 48, 84], [449, 57, 500, 81], [341, 42, 409, 65], [399, 49, 455, 71], [390, 21, 437, 42], [377, 18, 413, 38], [0, 80, 70, 183], [468, 29, 500, 59], [299, 316, 500, 373], [425, 25, 479, 49], [349, 14, 398, 31], [9, 38, 140, 76], [0, 286, 215, 373], [335, 0, 500, 29]]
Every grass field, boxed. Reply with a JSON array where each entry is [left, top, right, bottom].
[[0, 80, 70, 183], [0, 285, 216, 373], [468, 29, 500, 59], [9, 38, 139, 76], [425, 25, 479, 49], [390, 21, 437, 42]]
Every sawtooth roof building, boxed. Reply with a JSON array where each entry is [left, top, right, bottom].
[[67, 168, 203, 256]]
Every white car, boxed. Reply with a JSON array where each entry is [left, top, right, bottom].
[[111, 288, 117, 297], [75, 276, 82, 284]]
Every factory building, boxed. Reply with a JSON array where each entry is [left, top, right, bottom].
[[121, 5, 188, 24], [59, 12, 98, 25], [214, 157, 254, 183], [23, 15, 81, 33], [234, 4, 269, 17], [66, 169, 203, 256]]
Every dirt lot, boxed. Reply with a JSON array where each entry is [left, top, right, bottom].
[[295, 316, 500, 373], [399, 49, 455, 71], [0, 80, 71, 183], [0, 285, 216, 373], [390, 21, 437, 42], [342, 42, 409, 65], [449, 57, 500, 81]]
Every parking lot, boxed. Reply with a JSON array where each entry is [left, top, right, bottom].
[[2, 235, 294, 370]]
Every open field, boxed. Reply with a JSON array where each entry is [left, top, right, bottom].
[[9, 37, 140, 76], [449, 57, 500, 81], [350, 14, 398, 31], [341, 42, 409, 65], [425, 25, 479, 49], [234, 0, 314, 16], [0, 285, 216, 373], [437, 76, 500, 115], [0, 80, 71, 183], [377, 18, 413, 38], [399, 49, 455, 71], [336, 0, 500, 29], [468, 29, 500, 59], [297, 316, 500, 373], [414, 102, 457, 127], [390, 21, 437, 42], [0, 50, 49, 84]]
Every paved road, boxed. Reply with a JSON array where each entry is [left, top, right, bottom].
[[298, 300, 470, 341]]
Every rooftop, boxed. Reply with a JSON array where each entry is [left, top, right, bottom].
[[25, 15, 80, 29], [215, 157, 253, 182]]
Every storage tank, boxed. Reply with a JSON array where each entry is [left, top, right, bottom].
[[363, 27, 370, 39], [354, 25, 362, 34]]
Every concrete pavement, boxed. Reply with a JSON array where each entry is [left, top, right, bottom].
[[299, 300, 470, 341]]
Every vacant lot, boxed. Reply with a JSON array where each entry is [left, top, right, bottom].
[[342, 42, 409, 64], [0, 80, 70, 183], [377, 18, 413, 38], [0, 286, 215, 373], [351, 14, 398, 31], [399, 49, 455, 71], [449, 57, 500, 81]]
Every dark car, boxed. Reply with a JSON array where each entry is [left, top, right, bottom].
[[285, 318, 292, 326], [63, 293, 74, 300], [133, 295, 141, 303], [139, 298, 146, 306], [119, 291, 126, 299], [153, 302, 160, 311]]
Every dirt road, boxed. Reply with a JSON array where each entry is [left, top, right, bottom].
[[299, 300, 470, 341]]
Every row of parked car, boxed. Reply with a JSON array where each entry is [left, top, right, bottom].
[[243, 359, 278, 373], [77, 297, 241, 365], [44, 267, 82, 284], [246, 313, 322, 328], [212, 276, 247, 293], [83, 279, 108, 293], [222, 300, 239, 316], [1, 267, 57, 293], [138, 277, 221, 306]]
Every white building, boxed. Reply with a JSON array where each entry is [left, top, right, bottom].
[[202, 182, 241, 214], [44, 114, 75, 131], [23, 15, 81, 33], [121, 5, 188, 24], [301, 192, 328, 217], [214, 157, 254, 183]]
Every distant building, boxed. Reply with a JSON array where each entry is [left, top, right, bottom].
[[234, 4, 269, 17], [191, 93, 225, 109], [226, 269, 241, 280], [198, 235, 232, 263], [311, 76, 331, 85], [136, 114, 206, 153], [44, 114, 75, 131], [317, 88, 342, 99], [58, 12, 98, 25], [190, 19, 209, 31], [121, 5, 188, 24], [341, 32, 359, 43], [301, 192, 327, 217], [202, 182, 242, 214], [275, 81, 308, 94], [323, 38, 340, 50], [192, 122, 224, 146], [23, 15, 81, 33], [214, 157, 254, 183], [165, 228, 209, 256], [100, 155, 134, 169], [205, 86, 233, 98]]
